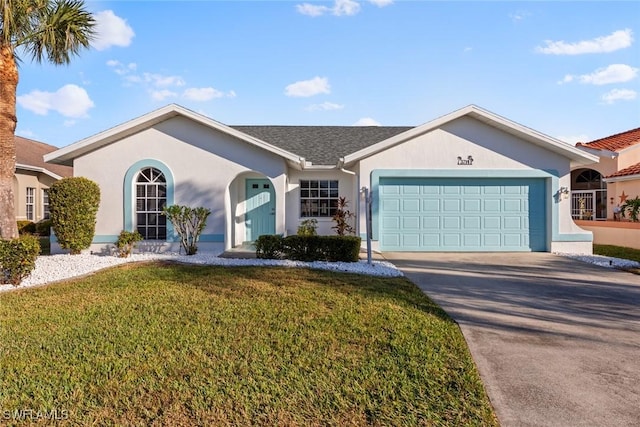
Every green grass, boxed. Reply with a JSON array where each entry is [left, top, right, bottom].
[[594, 244, 640, 263], [0, 263, 497, 426], [594, 244, 640, 274]]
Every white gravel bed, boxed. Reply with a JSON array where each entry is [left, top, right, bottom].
[[555, 252, 640, 269], [0, 252, 403, 293]]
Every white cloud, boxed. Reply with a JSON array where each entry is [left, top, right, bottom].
[[106, 60, 137, 75], [183, 87, 225, 102], [305, 102, 345, 111], [285, 77, 331, 97], [92, 10, 135, 51], [150, 90, 178, 101], [334, 0, 361, 16], [296, 3, 330, 17], [369, 0, 393, 6], [509, 10, 530, 22], [602, 88, 637, 104], [536, 29, 633, 55], [297, 0, 362, 17], [142, 73, 185, 88], [63, 120, 76, 127], [556, 134, 590, 145], [17, 84, 94, 118], [353, 117, 380, 126], [560, 64, 638, 85]]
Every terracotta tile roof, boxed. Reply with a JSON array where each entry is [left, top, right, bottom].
[[575, 127, 640, 152], [15, 136, 73, 178], [606, 161, 640, 179]]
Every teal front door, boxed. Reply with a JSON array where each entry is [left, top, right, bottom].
[[245, 179, 276, 242]]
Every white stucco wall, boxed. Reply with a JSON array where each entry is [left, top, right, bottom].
[[70, 116, 289, 253], [353, 116, 591, 253]]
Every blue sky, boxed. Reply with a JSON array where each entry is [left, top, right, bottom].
[[14, 1, 640, 148]]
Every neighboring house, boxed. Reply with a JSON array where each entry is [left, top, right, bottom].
[[574, 128, 640, 220], [14, 136, 73, 223], [44, 104, 598, 255]]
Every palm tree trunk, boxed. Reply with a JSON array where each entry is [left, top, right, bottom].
[[0, 44, 19, 240]]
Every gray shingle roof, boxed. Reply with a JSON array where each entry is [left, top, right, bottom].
[[231, 126, 413, 165]]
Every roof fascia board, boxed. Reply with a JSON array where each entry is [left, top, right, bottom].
[[16, 163, 63, 180], [604, 174, 640, 183], [575, 145, 618, 159], [45, 104, 303, 165]]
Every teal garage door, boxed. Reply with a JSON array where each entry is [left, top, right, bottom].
[[379, 177, 547, 251]]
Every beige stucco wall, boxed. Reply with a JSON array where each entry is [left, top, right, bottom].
[[354, 116, 590, 253], [71, 116, 289, 253], [575, 220, 640, 250], [14, 170, 57, 222]]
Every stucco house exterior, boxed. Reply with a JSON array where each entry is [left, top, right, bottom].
[[44, 104, 598, 255], [14, 136, 73, 222], [573, 128, 640, 220]]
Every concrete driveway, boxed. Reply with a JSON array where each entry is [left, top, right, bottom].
[[383, 252, 640, 427]]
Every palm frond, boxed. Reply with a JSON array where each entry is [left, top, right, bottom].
[[20, 0, 95, 64]]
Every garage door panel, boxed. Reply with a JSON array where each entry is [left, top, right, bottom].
[[443, 199, 461, 211], [464, 216, 481, 229], [382, 199, 400, 212], [402, 216, 420, 229], [423, 217, 439, 229], [443, 217, 461, 229], [403, 199, 420, 212], [443, 234, 462, 247], [379, 177, 547, 252], [463, 199, 481, 212]]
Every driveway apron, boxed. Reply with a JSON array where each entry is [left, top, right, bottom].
[[383, 252, 640, 427]]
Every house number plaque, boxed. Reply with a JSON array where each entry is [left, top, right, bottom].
[[457, 155, 474, 165]]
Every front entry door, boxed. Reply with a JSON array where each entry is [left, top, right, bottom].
[[245, 179, 276, 242]]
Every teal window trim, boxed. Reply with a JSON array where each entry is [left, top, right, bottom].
[[124, 159, 176, 241], [370, 169, 589, 246]]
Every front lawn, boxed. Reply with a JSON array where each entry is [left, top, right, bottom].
[[0, 263, 497, 426], [594, 244, 640, 263]]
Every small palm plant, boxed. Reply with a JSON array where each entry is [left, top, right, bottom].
[[621, 197, 640, 222]]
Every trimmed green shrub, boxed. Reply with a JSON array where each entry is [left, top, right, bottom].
[[35, 219, 52, 236], [323, 235, 361, 262], [49, 177, 101, 255], [0, 234, 41, 286], [163, 205, 212, 255], [257, 235, 361, 262], [282, 235, 324, 261], [116, 230, 143, 258], [17, 220, 36, 235], [255, 234, 284, 259]]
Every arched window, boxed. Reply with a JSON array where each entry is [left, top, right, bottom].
[[572, 169, 606, 190], [136, 167, 167, 239]]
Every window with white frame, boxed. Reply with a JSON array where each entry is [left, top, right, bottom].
[[135, 168, 167, 239], [42, 189, 50, 219], [300, 180, 339, 217], [26, 187, 35, 221]]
